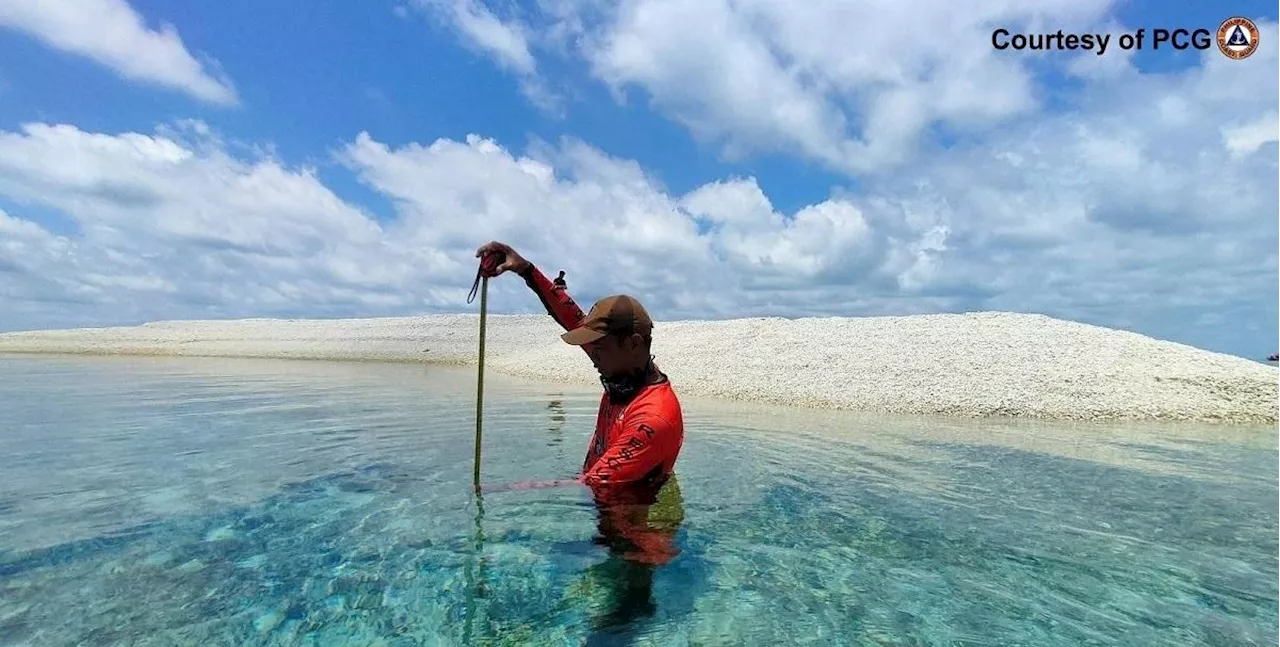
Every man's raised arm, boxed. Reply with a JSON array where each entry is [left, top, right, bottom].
[[517, 263, 585, 332]]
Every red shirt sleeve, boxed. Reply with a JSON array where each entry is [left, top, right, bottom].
[[518, 264, 586, 332]]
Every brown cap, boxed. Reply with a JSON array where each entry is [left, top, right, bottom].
[[561, 294, 654, 345]]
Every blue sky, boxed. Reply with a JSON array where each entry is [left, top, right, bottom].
[[0, 0, 1275, 360]]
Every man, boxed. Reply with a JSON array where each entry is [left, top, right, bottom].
[[473, 242, 686, 637], [554, 270, 567, 289], [474, 241, 684, 498]]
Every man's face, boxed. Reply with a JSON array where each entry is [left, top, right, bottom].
[[584, 333, 637, 376]]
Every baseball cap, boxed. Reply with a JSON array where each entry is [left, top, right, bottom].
[[561, 294, 654, 345]]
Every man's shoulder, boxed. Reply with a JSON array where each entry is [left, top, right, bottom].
[[638, 378, 681, 405], [629, 381, 683, 428]]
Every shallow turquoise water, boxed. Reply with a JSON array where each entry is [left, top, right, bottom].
[[0, 354, 1276, 646]]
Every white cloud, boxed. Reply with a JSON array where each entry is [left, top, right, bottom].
[[0, 0, 236, 105], [429, 0, 536, 74], [409, 0, 569, 113], [0, 122, 421, 326], [1222, 112, 1279, 158], [680, 179, 880, 281]]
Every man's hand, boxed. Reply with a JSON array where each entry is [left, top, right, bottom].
[[475, 241, 531, 277]]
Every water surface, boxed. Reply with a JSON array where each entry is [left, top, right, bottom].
[[1, 354, 1276, 646]]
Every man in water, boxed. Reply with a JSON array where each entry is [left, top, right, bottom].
[[475, 241, 686, 637], [474, 240, 685, 498]]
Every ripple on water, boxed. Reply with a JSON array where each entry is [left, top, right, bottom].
[[0, 354, 1275, 646]]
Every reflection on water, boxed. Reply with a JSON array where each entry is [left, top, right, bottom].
[[548, 397, 567, 461], [583, 477, 685, 645], [0, 353, 1275, 646]]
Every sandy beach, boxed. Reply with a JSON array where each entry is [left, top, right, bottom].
[[0, 311, 1275, 424]]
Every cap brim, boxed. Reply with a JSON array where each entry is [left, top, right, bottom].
[[561, 326, 606, 345]]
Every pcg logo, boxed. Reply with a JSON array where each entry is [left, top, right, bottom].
[[1216, 17, 1260, 60]]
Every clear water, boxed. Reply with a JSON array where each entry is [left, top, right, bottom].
[[0, 354, 1276, 646]]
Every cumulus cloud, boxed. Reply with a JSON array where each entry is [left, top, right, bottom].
[[0, 0, 236, 105], [0, 122, 420, 327]]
